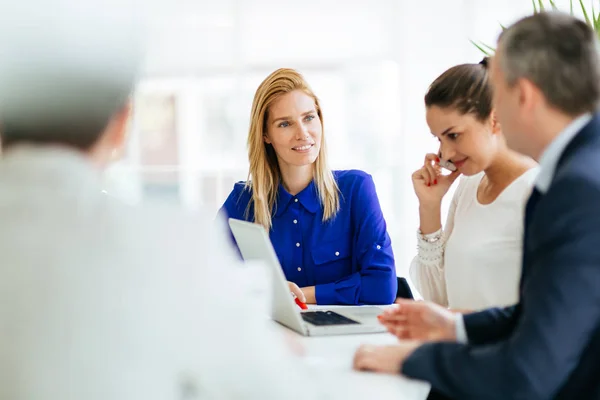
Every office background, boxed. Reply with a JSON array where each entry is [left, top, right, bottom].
[[102, 0, 580, 273]]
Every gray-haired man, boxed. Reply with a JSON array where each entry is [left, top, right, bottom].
[[354, 11, 600, 400]]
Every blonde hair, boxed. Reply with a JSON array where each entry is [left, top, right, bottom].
[[246, 68, 340, 231]]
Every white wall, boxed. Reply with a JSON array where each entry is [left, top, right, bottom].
[[105, 0, 579, 274]]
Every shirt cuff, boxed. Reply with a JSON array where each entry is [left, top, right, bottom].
[[455, 313, 468, 344], [417, 228, 443, 243], [315, 282, 337, 305]]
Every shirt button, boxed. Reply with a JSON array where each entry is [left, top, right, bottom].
[[376, 245, 381, 250], [296, 243, 300, 247], [297, 267, 302, 271], [294, 198, 299, 203], [293, 219, 298, 224], [335, 251, 340, 256]]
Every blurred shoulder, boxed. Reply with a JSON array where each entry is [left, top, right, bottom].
[[107, 200, 222, 241]]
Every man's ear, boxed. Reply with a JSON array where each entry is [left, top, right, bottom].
[[107, 102, 132, 150], [517, 78, 540, 115], [88, 101, 132, 167]]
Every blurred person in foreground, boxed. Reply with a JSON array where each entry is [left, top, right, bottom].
[[0, 1, 318, 399], [354, 11, 600, 400]]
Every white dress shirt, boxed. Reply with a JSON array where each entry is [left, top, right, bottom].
[[534, 113, 593, 193], [455, 113, 593, 343], [0, 146, 318, 400]]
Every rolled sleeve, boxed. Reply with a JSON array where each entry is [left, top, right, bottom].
[[315, 273, 361, 305]]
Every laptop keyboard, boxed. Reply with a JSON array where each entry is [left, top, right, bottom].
[[301, 311, 360, 326]]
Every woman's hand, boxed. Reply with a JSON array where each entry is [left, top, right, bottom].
[[288, 281, 306, 303], [412, 153, 460, 208]]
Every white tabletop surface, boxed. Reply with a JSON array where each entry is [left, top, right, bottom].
[[272, 306, 431, 400]]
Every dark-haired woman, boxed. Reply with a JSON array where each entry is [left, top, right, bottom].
[[409, 58, 538, 311]]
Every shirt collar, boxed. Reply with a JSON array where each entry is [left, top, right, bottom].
[[274, 180, 320, 216], [535, 113, 592, 193], [0, 144, 102, 191]]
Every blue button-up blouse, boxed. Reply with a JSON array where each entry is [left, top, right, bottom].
[[220, 169, 397, 305]]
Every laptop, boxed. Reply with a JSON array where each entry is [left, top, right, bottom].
[[228, 218, 387, 336]]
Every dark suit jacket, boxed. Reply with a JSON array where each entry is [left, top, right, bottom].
[[402, 114, 600, 400]]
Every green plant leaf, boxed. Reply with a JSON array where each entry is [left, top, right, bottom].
[[481, 42, 497, 53], [592, 0, 600, 32], [537, 0, 546, 11], [470, 40, 494, 56], [579, 0, 592, 26], [472, 0, 600, 58]]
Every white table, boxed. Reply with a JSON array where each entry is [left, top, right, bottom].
[[239, 264, 431, 399], [271, 308, 431, 400]]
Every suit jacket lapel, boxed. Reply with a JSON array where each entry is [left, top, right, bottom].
[[520, 187, 542, 291]]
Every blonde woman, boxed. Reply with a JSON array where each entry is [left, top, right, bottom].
[[220, 68, 397, 306]]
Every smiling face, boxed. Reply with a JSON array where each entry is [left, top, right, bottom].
[[426, 105, 501, 176], [264, 89, 322, 169]]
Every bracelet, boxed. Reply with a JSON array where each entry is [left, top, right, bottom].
[[417, 228, 443, 244]]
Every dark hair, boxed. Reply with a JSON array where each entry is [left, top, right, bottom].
[[0, 81, 132, 151], [499, 11, 600, 116], [424, 57, 492, 122], [0, 5, 140, 151], [1, 115, 116, 151]]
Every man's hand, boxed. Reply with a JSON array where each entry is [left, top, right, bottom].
[[378, 299, 458, 341], [353, 342, 422, 374]]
